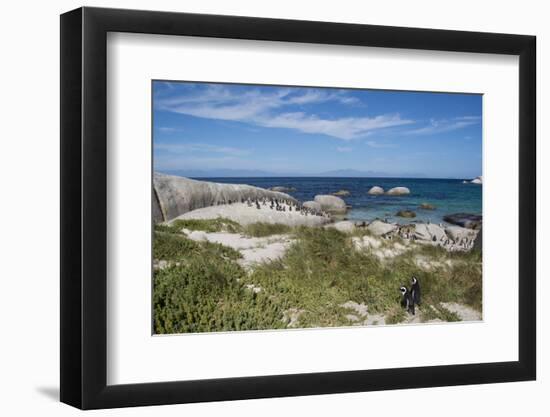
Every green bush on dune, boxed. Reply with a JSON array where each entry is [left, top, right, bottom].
[[167, 217, 292, 237], [242, 222, 292, 237], [153, 223, 285, 333], [154, 257, 285, 333], [170, 218, 242, 233]]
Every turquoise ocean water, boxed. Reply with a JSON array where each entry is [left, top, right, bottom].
[[195, 177, 482, 225]]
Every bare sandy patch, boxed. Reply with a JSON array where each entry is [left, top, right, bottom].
[[183, 229, 294, 269]]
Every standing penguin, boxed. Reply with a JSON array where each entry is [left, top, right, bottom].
[[399, 286, 415, 315], [411, 276, 421, 306]]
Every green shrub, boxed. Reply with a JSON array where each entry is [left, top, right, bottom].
[[242, 222, 292, 237], [153, 231, 200, 261], [153, 258, 285, 334], [170, 218, 242, 233]]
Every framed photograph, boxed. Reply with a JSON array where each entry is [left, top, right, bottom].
[[60, 7, 536, 409]]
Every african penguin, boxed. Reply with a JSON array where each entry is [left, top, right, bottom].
[[411, 276, 421, 306], [400, 286, 415, 315]]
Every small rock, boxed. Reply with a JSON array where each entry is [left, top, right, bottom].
[[419, 202, 436, 210], [268, 186, 297, 192], [470, 176, 482, 185], [367, 186, 384, 195], [396, 209, 416, 218], [443, 213, 482, 229], [386, 186, 410, 195], [332, 189, 350, 196]]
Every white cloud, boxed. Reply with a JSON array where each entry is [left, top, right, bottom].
[[336, 146, 352, 152], [261, 112, 411, 140], [405, 116, 480, 135], [156, 85, 413, 140]]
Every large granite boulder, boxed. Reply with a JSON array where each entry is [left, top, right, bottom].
[[414, 223, 446, 242], [303, 201, 322, 212], [153, 173, 296, 223], [173, 202, 329, 227], [443, 213, 482, 230], [367, 186, 384, 195], [367, 220, 397, 236], [386, 187, 410, 195], [314, 195, 347, 214]]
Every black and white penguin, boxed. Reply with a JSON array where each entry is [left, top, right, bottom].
[[400, 286, 415, 315], [411, 276, 421, 306]]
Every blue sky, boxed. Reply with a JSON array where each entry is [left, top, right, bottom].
[[153, 81, 482, 178]]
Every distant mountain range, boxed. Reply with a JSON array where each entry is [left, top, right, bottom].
[[159, 168, 429, 178]]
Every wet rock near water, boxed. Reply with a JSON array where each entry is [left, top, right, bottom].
[[396, 209, 416, 218], [419, 203, 436, 210], [368, 186, 384, 195], [268, 186, 297, 192], [386, 186, 410, 196], [443, 213, 482, 229], [314, 195, 348, 214], [332, 189, 350, 196]]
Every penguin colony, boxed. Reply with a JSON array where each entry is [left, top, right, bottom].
[[400, 276, 421, 315], [215, 197, 332, 219], [390, 224, 477, 252]]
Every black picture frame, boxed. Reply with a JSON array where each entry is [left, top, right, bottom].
[[60, 6, 536, 410]]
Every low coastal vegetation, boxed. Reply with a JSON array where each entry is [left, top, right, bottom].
[[168, 218, 292, 237], [153, 217, 482, 334]]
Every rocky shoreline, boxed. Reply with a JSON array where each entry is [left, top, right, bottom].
[[156, 173, 481, 253]]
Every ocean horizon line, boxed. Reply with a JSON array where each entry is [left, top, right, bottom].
[[154, 170, 478, 180], [169, 174, 479, 181]]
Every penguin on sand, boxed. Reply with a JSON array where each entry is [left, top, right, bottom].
[[410, 276, 421, 306], [400, 286, 415, 315]]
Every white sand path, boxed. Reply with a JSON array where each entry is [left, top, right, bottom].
[[182, 228, 294, 269]]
